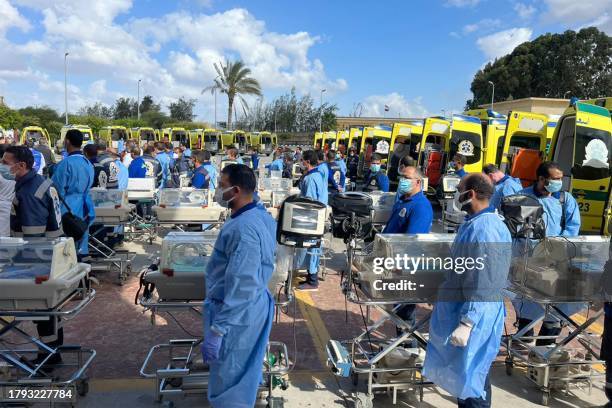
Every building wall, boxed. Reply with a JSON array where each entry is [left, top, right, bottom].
[[480, 97, 570, 116]]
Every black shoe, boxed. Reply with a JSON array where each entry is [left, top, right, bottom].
[[297, 282, 319, 291]]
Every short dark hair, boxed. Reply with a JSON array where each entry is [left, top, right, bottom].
[[66, 129, 84, 148], [131, 147, 141, 156], [482, 163, 499, 175], [193, 150, 207, 164], [462, 173, 494, 200], [201, 150, 211, 161], [536, 161, 561, 179], [97, 139, 108, 149], [144, 145, 156, 155], [83, 144, 98, 158], [165, 142, 173, 150], [6, 145, 34, 170], [221, 164, 256, 193], [317, 150, 324, 162], [372, 153, 383, 161], [302, 150, 318, 166], [400, 155, 415, 167], [453, 154, 467, 165], [154, 142, 165, 151], [326, 150, 336, 161]]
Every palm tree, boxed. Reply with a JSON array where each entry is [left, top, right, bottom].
[[203, 60, 262, 130]]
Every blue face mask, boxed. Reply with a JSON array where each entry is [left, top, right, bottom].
[[370, 164, 381, 173], [0, 164, 15, 180], [397, 177, 413, 195], [335, 154, 341, 160], [545, 179, 563, 193]]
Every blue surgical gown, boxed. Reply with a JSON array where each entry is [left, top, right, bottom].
[[512, 186, 582, 321], [267, 158, 284, 172], [204, 203, 276, 407], [115, 159, 129, 191], [296, 169, 328, 275], [156, 151, 171, 188], [424, 208, 511, 400], [490, 175, 523, 209], [52, 152, 95, 255]]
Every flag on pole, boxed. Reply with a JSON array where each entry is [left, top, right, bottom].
[[384, 104, 390, 112]]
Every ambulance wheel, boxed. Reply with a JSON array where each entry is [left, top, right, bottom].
[[76, 379, 89, 396], [353, 393, 373, 408], [351, 372, 359, 386], [540, 391, 550, 406], [505, 360, 513, 376]]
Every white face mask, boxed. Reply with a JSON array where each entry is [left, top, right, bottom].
[[218, 185, 236, 208], [453, 189, 473, 212]]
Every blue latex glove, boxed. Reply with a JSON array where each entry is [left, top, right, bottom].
[[201, 332, 223, 363]]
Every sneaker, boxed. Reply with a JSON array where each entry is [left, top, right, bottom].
[[297, 282, 319, 291]]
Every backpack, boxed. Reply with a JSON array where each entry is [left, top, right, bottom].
[[500, 194, 546, 239]]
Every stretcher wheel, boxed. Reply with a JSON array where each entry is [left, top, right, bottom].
[[353, 392, 373, 408], [76, 379, 89, 396], [540, 391, 550, 406]]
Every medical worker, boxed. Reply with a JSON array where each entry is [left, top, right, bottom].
[[112, 148, 129, 191], [227, 148, 243, 165], [483, 163, 523, 209], [267, 151, 284, 173], [155, 142, 171, 188], [325, 150, 345, 193], [395, 155, 416, 202], [513, 161, 580, 346], [26, 139, 46, 175], [191, 150, 212, 190], [52, 129, 95, 257], [316, 149, 329, 188], [451, 154, 468, 178], [336, 150, 347, 175], [347, 147, 359, 181], [0, 146, 15, 237], [248, 147, 260, 170], [424, 173, 511, 408], [5, 146, 65, 367], [94, 141, 120, 189], [363, 154, 389, 192], [296, 150, 327, 291], [383, 165, 433, 346], [130, 145, 162, 187], [202, 163, 275, 408]]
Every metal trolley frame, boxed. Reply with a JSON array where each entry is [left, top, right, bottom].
[[0, 282, 96, 404], [138, 271, 295, 408], [502, 284, 604, 406]]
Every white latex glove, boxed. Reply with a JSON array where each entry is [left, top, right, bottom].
[[449, 323, 473, 347]]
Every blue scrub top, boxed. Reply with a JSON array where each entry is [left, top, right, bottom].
[[520, 185, 580, 236], [490, 175, 523, 209]]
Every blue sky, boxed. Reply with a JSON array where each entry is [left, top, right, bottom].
[[0, 0, 610, 123]]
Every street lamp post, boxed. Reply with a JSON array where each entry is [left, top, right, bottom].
[[319, 89, 326, 132], [488, 81, 495, 110], [64, 52, 69, 125], [137, 79, 142, 120]]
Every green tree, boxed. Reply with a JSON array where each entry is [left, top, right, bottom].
[[113, 97, 137, 119], [0, 105, 23, 129], [466, 27, 611, 109], [78, 102, 114, 119], [141, 110, 169, 129], [168, 97, 196, 121], [139, 95, 160, 114], [18, 106, 60, 126], [203, 60, 262, 130]]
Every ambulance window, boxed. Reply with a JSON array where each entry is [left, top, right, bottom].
[[572, 126, 611, 180], [495, 137, 505, 165]]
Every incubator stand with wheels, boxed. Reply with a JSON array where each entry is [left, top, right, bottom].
[[364, 191, 396, 231], [88, 188, 136, 284], [328, 233, 454, 407], [138, 231, 292, 407], [126, 177, 158, 243], [503, 235, 611, 406], [0, 237, 96, 401]]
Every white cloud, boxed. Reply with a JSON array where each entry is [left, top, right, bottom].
[[514, 3, 536, 20], [445, 0, 481, 7], [361, 93, 429, 118], [462, 18, 501, 35], [0, 0, 31, 34], [476, 27, 532, 60], [2, 2, 345, 121], [542, 0, 612, 33]]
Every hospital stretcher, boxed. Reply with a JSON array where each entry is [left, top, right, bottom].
[[136, 232, 293, 407], [503, 236, 610, 406], [0, 238, 96, 401], [330, 234, 455, 407]]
